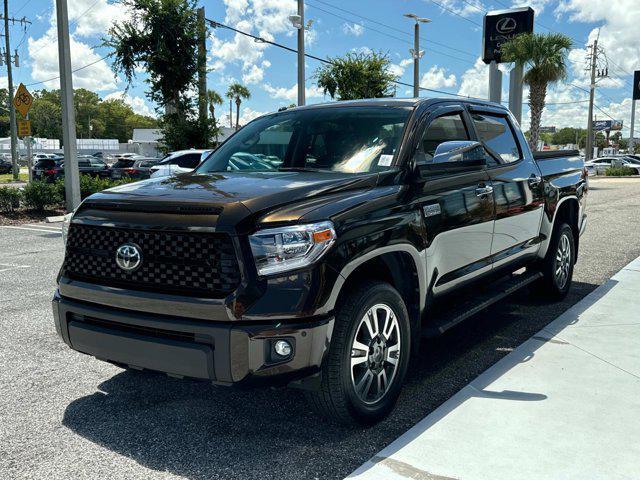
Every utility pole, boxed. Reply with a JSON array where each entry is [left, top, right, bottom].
[[630, 70, 640, 154], [585, 39, 598, 161], [56, 0, 80, 211], [404, 13, 430, 98], [289, 0, 307, 106], [2, 1, 19, 180], [197, 7, 207, 124]]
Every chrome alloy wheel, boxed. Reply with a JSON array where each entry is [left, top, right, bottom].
[[555, 233, 572, 290], [350, 304, 401, 405]]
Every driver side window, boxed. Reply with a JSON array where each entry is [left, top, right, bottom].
[[420, 113, 469, 162]]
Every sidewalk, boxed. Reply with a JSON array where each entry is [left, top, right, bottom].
[[349, 257, 640, 480]]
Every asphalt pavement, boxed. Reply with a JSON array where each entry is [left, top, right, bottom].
[[2, 177, 640, 480]]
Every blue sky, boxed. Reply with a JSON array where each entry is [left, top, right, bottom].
[[7, 0, 640, 134]]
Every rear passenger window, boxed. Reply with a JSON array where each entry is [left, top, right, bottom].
[[421, 113, 469, 160], [177, 154, 201, 169], [471, 113, 521, 163]]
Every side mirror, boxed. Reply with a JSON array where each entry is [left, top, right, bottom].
[[431, 141, 487, 167]]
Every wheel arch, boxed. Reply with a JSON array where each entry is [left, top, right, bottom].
[[539, 195, 581, 261], [326, 245, 426, 348]]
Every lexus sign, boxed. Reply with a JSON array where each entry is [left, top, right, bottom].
[[483, 7, 535, 64], [633, 71, 640, 100]]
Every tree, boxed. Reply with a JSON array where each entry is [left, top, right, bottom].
[[105, 0, 207, 149], [501, 33, 573, 151], [0, 89, 10, 137], [226, 83, 251, 131], [207, 89, 223, 143], [315, 51, 397, 101]]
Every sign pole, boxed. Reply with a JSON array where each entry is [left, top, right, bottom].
[[631, 71, 640, 154], [631, 99, 636, 154], [26, 113, 33, 183], [489, 61, 502, 103], [509, 64, 523, 124]]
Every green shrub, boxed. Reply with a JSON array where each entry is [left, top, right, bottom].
[[605, 166, 636, 176], [0, 186, 23, 212], [55, 175, 135, 201], [23, 181, 63, 211]]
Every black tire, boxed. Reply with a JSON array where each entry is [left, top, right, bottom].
[[305, 281, 411, 426], [537, 222, 575, 299]]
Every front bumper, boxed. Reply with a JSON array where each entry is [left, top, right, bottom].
[[52, 291, 334, 386]]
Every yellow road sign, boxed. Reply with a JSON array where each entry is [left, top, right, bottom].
[[14, 83, 33, 118], [18, 120, 31, 137]]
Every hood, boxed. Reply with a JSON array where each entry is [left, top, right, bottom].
[[80, 171, 378, 231]]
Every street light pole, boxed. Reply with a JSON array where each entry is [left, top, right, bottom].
[[56, 0, 81, 211], [289, 1, 310, 106], [404, 14, 430, 98]]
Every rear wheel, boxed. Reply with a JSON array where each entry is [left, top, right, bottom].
[[305, 281, 411, 425], [538, 222, 575, 299]]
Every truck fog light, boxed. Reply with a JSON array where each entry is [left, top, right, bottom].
[[274, 340, 292, 357]]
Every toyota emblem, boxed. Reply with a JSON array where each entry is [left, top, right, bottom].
[[496, 17, 517, 35], [115, 243, 142, 272]]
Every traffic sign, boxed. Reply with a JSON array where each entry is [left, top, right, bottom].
[[17, 120, 31, 137], [13, 83, 34, 118]]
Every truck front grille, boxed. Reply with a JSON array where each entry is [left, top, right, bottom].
[[63, 224, 241, 298]]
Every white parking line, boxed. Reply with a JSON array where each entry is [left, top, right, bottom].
[[1, 225, 61, 234], [0, 263, 30, 273]]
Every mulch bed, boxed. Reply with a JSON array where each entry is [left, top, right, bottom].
[[0, 208, 66, 226]]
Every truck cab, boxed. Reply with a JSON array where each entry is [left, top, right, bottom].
[[53, 98, 587, 425]]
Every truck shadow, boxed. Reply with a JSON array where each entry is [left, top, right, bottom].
[[62, 280, 599, 480]]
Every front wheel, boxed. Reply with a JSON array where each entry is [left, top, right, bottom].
[[305, 281, 411, 425], [538, 222, 575, 299]]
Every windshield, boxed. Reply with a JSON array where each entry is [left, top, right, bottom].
[[197, 106, 411, 174]]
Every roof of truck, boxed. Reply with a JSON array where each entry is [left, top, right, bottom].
[[277, 97, 507, 112]]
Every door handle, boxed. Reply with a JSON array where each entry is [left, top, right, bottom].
[[528, 174, 542, 188], [475, 186, 493, 197]]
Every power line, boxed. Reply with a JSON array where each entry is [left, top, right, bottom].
[[427, 0, 482, 27], [24, 54, 112, 87], [208, 18, 590, 107], [306, 3, 472, 64], [308, 0, 477, 59]]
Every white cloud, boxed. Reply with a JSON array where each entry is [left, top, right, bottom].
[[28, 28, 116, 91], [242, 60, 271, 85], [104, 91, 155, 117], [420, 66, 457, 89], [263, 83, 325, 102], [457, 58, 490, 99], [342, 22, 364, 37], [239, 106, 268, 125], [68, 0, 129, 37], [431, 0, 485, 18], [556, 0, 640, 73], [510, 0, 552, 14], [388, 58, 413, 78]]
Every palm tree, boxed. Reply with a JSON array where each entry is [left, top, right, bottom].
[[501, 33, 573, 151], [207, 90, 223, 119], [226, 83, 251, 131], [207, 90, 224, 144]]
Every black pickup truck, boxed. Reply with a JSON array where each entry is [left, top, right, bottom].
[[53, 98, 587, 425]]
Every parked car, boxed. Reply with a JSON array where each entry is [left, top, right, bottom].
[[585, 156, 640, 175], [149, 150, 210, 178], [110, 157, 160, 180], [32, 158, 64, 182], [55, 98, 587, 425], [0, 159, 12, 174], [77, 156, 111, 177]]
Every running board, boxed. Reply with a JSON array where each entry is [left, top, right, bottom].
[[422, 270, 543, 337]]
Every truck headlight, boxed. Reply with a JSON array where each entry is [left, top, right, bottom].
[[249, 221, 336, 276], [61, 213, 73, 246]]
